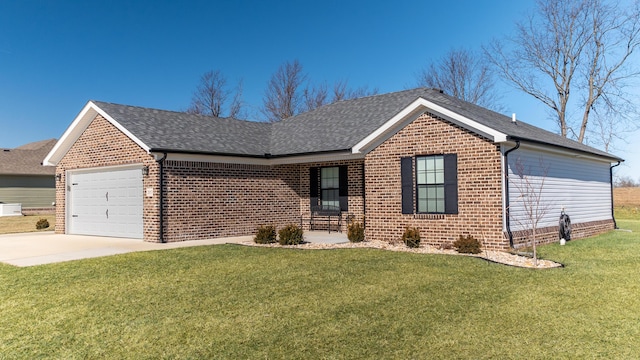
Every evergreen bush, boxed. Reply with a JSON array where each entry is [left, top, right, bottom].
[[278, 224, 304, 245], [35, 218, 50, 230], [347, 221, 365, 243], [254, 225, 276, 244], [402, 227, 421, 248], [453, 235, 482, 254]]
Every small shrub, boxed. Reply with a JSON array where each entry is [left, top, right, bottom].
[[440, 243, 453, 250], [453, 234, 482, 254], [278, 224, 304, 245], [402, 227, 421, 248], [347, 221, 365, 243], [35, 218, 50, 230], [254, 225, 276, 244]]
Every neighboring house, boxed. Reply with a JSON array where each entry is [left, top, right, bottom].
[[0, 139, 56, 212], [43, 88, 622, 249]]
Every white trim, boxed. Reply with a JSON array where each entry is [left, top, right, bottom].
[[504, 140, 616, 163], [352, 97, 508, 154], [65, 164, 146, 234], [43, 101, 151, 166], [92, 104, 150, 153], [158, 151, 363, 165], [65, 163, 145, 175]]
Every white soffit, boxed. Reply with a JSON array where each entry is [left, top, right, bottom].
[[507, 141, 619, 164], [352, 97, 508, 154], [43, 101, 151, 166], [158, 150, 363, 165]]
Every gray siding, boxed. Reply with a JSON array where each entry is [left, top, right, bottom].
[[507, 148, 612, 231], [0, 175, 55, 208]]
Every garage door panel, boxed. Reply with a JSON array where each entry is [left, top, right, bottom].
[[68, 168, 143, 239]]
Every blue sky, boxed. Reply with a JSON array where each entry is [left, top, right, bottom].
[[1, 0, 638, 179]]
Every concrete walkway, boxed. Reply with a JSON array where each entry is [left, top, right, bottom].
[[0, 231, 348, 267]]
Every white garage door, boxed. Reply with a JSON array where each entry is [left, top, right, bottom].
[[68, 167, 143, 239]]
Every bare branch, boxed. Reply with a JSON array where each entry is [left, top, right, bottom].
[[187, 70, 244, 119], [261, 59, 307, 122], [509, 156, 554, 266], [418, 48, 501, 110], [488, 0, 640, 147]]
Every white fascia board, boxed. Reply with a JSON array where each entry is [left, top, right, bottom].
[[507, 140, 618, 163], [352, 97, 508, 154], [158, 150, 363, 166], [42, 101, 150, 166], [43, 101, 97, 166], [92, 103, 150, 153]]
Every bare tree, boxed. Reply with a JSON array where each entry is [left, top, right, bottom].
[[262, 59, 307, 122], [486, 0, 640, 146], [331, 80, 378, 102], [614, 175, 639, 187], [187, 70, 244, 118], [302, 80, 379, 112], [509, 156, 553, 267], [302, 82, 329, 112], [418, 48, 501, 110]]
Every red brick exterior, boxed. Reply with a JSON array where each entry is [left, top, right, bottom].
[[509, 219, 615, 248], [298, 160, 365, 232], [54, 115, 160, 241], [54, 111, 614, 248], [161, 161, 300, 241], [364, 112, 508, 250]]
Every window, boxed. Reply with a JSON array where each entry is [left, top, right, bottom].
[[401, 154, 458, 215], [321, 167, 340, 208], [416, 156, 445, 213], [309, 166, 348, 211]]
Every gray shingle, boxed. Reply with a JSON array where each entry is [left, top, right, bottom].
[[91, 88, 620, 161], [270, 88, 429, 155], [93, 101, 272, 156], [0, 139, 57, 175], [421, 89, 619, 160]]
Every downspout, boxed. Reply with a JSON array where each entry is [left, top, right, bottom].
[[610, 161, 621, 229], [362, 161, 366, 228], [503, 140, 520, 248], [156, 152, 167, 243]]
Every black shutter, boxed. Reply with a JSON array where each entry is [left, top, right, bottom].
[[339, 165, 348, 211], [401, 157, 414, 214], [443, 154, 458, 214], [310, 167, 319, 209]]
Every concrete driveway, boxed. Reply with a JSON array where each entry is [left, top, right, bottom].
[[0, 232, 251, 267], [0, 231, 348, 267]]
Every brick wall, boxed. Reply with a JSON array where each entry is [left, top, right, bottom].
[[509, 219, 615, 248], [298, 160, 365, 232], [55, 115, 160, 241], [364, 112, 507, 250], [161, 161, 300, 241]]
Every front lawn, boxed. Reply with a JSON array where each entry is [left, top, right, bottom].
[[0, 214, 55, 235], [1, 221, 639, 358]]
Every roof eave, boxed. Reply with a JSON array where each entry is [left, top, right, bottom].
[[503, 136, 624, 162], [352, 97, 508, 154], [43, 101, 151, 166]]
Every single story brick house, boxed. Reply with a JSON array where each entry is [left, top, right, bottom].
[[43, 88, 622, 249], [1, 139, 56, 215]]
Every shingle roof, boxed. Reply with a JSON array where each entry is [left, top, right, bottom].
[[93, 101, 271, 156], [270, 88, 428, 155], [90, 88, 620, 161], [0, 139, 57, 175], [419, 89, 618, 159]]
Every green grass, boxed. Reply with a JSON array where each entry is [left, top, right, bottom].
[[1, 222, 639, 358], [0, 214, 55, 235], [615, 205, 640, 221]]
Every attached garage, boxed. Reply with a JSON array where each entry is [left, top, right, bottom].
[[44, 92, 621, 247], [67, 167, 143, 239]]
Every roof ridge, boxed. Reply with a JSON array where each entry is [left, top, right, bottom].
[[91, 100, 263, 125]]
